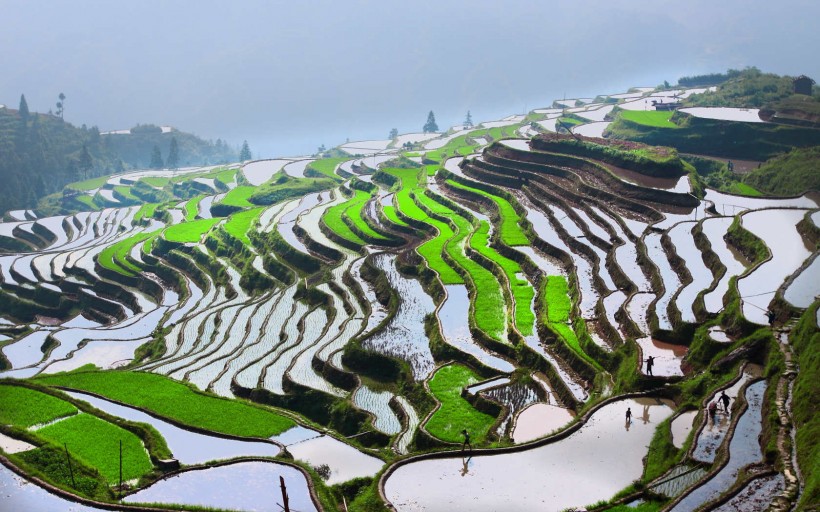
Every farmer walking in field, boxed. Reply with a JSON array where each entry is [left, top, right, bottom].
[[645, 356, 655, 376], [461, 429, 472, 452], [719, 391, 731, 413]]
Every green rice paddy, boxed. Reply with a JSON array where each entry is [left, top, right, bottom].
[[163, 218, 221, 243], [425, 364, 496, 444], [35, 371, 296, 437], [0, 384, 77, 428]]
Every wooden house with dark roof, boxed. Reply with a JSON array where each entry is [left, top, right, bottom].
[[793, 75, 815, 95]]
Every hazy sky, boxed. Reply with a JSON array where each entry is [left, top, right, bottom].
[[2, 0, 818, 157]]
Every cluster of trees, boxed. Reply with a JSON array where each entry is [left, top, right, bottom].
[[104, 124, 237, 169], [678, 69, 744, 87], [0, 96, 241, 211], [0, 95, 121, 210], [683, 67, 804, 108]]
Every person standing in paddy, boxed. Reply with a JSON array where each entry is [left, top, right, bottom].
[[645, 356, 655, 376], [719, 391, 731, 413]]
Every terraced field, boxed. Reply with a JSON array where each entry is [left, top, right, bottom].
[[0, 83, 817, 512]]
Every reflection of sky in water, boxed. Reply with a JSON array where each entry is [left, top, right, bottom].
[[125, 461, 317, 512], [386, 397, 673, 511]]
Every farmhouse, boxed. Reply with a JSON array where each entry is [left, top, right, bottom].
[[793, 75, 815, 95]]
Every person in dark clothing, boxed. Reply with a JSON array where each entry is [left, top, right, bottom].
[[767, 310, 776, 326], [719, 391, 731, 412], [645, 356, 655, 376], [461, 429, 472, 452], [625, 407, 632, 423]]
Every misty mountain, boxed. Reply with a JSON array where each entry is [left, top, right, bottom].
[[0, 100, 237, 212]]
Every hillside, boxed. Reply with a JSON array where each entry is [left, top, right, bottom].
[[743, 146, 820, 195], [0, 101, 237, 213]]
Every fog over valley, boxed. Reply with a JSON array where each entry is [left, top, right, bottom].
[[2, 0, 818, 156]]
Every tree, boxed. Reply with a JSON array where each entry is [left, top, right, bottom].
[[389, 128, 398, 139], [423, 111, 438, 133], [239, 140, 251, 161], [167, 137, 180, 169], [463, 110, 473, 129], [18, 95, 30, 123], [56, 92, 66, 119], [79, 144, 93, 179], [149, 145, 164, 169]]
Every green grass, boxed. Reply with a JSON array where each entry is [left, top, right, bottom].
[[35, 371, 296, 437], [183, 195, 204, 221], [446, 180, 529, 246], [133, 203, 158, 222], [0, 384, 77, 427], [219, 186, 255, 208], [163, 218, 221, 243], [425, 364, 496, 444], [620, 110, 678, 128], [139, 176, 170, 188], [66, 176, 109, 191], [223, 207, 265, 245], [97, 231, 158, 277], [471, 221, 535, 335], [36, 413, 153, 482]]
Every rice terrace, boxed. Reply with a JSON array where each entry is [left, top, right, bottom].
[[1, 67, 819, 512]]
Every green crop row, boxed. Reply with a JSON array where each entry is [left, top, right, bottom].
[[471, 221, 535, 335], [381, 205, 409, 227], [543, 276, 602, 370], [113, 185, 140, 203], [219, 186, 255, 208], [544, 275, 572, 323], [139, 176, 170, 188], [36, 413, 153, 482], [446, 215, 506, 340], [97, 230, 159, 277], [406, 192, 462, 284], [619, 110, 677, 128], [307, 157, 351, 179], [223, 207, 265, 246], [163, 218, 221, 243], [0, 384, 78, 427], [446, 180, 529, 246], [322, 195, 367, 246], [66, 175, 109, 191], [346, 190, 390, 240], [425, 364, 496, 444], [184, 195, 203, 221], [133, 203, 158, 222], [35, 370, 296, 437]]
